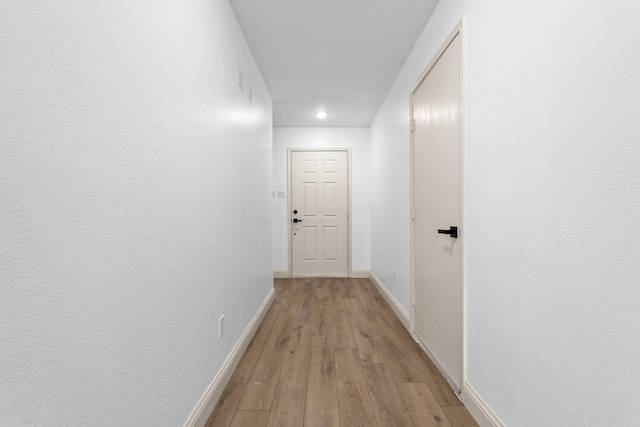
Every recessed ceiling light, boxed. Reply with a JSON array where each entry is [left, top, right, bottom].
[[315, 111, 329, 119]]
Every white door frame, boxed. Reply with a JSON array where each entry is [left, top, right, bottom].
[[409, 18, 467, 395], [287, 148, 352, 278]]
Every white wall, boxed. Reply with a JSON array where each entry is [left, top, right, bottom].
[[370, 106, 412, 309], [370, 0, 640, 426], [273, 127, 370, 273], [0, 1, 272, 426]]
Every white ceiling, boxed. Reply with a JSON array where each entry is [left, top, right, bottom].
[[229, 0, 439, 127]]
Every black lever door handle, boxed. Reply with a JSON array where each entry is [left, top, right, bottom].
[[292, 218, 302, 223], [437, 226, 458, 238]]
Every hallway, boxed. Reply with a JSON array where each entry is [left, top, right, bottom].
[[206, 278, 478, 426], [3, 1, 639, 425]]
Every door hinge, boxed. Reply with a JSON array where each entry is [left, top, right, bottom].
[[410, 118, 415, 133], [411, 293, 416, 307], [411, 205, 415, 220]]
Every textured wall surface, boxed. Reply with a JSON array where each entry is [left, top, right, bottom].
[[0, 1, 273, 426], [369, 104, 412, 310], [272, 127, 370, 272], [370, 0, 640, 425]]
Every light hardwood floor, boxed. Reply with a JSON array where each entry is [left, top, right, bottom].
[[205, 278, 479, 427]]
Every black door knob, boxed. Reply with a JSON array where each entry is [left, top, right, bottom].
[[437, 226, 458, 238]]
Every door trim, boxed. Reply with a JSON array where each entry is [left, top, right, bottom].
[[287, 148, 352, 278], [409, 18, 467, 394]]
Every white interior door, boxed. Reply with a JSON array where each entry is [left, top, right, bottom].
[[290, 150, 348, 277], [412, 31, 463, 393]]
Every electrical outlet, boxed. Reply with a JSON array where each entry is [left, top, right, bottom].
[[219, 315, 224, 339], [393, 270, 396, 284]]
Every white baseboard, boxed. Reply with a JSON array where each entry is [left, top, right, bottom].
[[462, 382, 506, 427], [368, 271, 410, 329], [350, 270, 370, 279], [182, 288, 275, 427], [274, 270, 369, 279], [273, 270, 289, 278]]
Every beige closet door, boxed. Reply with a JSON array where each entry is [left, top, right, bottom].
[[412, 31, 463, 392], [290, 150, 348, 277]]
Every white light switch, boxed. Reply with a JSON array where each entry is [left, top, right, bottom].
[[277, 191, 286, 199]]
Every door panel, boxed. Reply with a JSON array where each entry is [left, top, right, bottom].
[[291, 150, 348, 276], [303, 183, 317, 215], [323, 226, 338, 260], [303, 227, 317, 260], [323, 183, 337, 215], [412, 33, 462, 392]]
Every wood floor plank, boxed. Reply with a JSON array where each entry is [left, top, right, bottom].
[[422, 373, 462, 407], [294, 284, 315, 323], [317, 277, 331, 292], [312, 289, 332, 337], [267, 322, 312, 427], [441, 406, 480, 427], [364, 362, 415, 426], [380, 316, 442, 379], [368, 300, 447, 386], [316, 280, 330, 295], [320, 277, 336, 296], [369, 298, 409, 351], [205, 382, 246, 427], [230, 301, 283, 383], [327, 278, 344, 304], [368, 281, 400, 320], [330, 286, 347, 311], [334, 348, 377, 427], [368, 307, 408, 355], [399, 383, 452, 427], [274, 280, 294, 308], [354, 278, 382, 306], [385, 313, 459, 405], [378, 335, 424, 383], [341, 278, 357, 299], [238, 310, 293, 410], [330, 292, 356, 349], [304, 336, 339, 427], [237, 382, 275, 411], [230, 410, 270, 427], [405, 344, 442, 379], [346, 298, 385, 363]]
